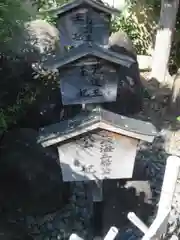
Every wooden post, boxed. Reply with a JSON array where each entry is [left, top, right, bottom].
[[150, 0, 179, 84]]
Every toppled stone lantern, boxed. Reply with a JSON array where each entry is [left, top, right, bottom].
[[39, 0, 157, 236]]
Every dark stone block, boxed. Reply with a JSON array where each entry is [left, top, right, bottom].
[[0, 128, 70, 217], [104, 30, 144, 115]]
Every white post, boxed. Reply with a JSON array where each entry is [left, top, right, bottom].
[[127, 212, 149, 234], [141, 210, 170, 240], [104, 226, 119, 240], [127, 156, 180, 240], [157, 155, 180, 216], [150, 0, 179, 84], [69, 234, 84, 240], [69, 227, 118, 240]]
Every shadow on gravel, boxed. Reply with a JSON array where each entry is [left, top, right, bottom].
[[96, 136, 167, 237]]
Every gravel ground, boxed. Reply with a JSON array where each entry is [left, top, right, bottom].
[[23, 182, 94, 240], [24, 94, 171, 240], [3, 87, 180, 240], [135, 87, 180, 239], [21, 132, 168, 240]]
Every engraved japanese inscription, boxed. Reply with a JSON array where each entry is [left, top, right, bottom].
[[57, 129, 139, 181], [60, 57, 118, 105], [100, 131, 114, 175], [57, 8, 110, 49]]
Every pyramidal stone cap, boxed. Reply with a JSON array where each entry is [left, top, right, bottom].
[[44, 43, 135, 70], [42, 0, 121, 17], [38, 107, 157, 148]]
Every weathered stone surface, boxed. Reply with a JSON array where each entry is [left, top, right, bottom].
[[12, 20, 62, 63], [104, 30, 143, 115], [24, 182, 93, 240], [0, 54, 62, 131], [19, 88, 63, 129], [0, 128, 70, 216], [0, 221, 33, 240], [0, 20, 62, 130], [109, 30, 137, 59]]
